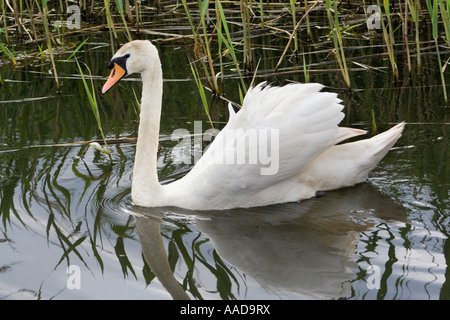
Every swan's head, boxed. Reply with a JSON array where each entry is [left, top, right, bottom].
[[102, 40, 160, 94]]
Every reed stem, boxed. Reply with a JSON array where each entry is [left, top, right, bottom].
[[104, 0, 117, 54], [1, 0, 10, 44], [325, 0, 351, 89], [378, 0, 399, 80], [241, 0, 253, 71], [75, 57, 113, 162], [427, 0, 448, 104], [289, 0, 298, 53], [403, 0, 412, 74], [39, 0, 60, 92], [408, 0, 421, 73], [438, 0, 450, 46]]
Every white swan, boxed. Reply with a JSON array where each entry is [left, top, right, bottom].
[[102, 40, 404, 210]]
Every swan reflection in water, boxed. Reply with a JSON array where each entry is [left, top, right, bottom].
[[132, 184, 407, 300]]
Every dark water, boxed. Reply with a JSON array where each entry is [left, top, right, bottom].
[[0, 35, 449, 300]]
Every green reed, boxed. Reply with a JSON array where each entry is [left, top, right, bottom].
[[258, 0, 265, 29], [241, 0, 253, 71], [75, 57, 113, 163], [189, 56, 214, 127], [403, 0, 412, 74], [275, 1, 317, 74], [377, 0, 399, 80], [1, 1, 449, 110], [215, 0, 247, 97], [39, 0, 60, 92], [407, 0, 422, 74], [438, 0, 450, 46], [0, 40, 16, 65], [104, 0, 118, 54], [182, 0, 219, 96], [1, 0, 9, 44], [305, 0, 311, 36], [427, 0, 448, 104], [325, 0, 351, 90], [115, 0, 133, 42], [302, 53, 309, 83], [371, 109, 378, 134], [182, 0, 247, 107], [289, 0, 299, 53]]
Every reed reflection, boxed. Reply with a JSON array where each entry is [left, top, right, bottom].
[[133, 183, 407, 299]]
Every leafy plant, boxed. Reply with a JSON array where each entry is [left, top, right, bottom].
[[325, 0, 351, 89], [38, 0, 60, 91], [407, 0, 422, 73], [74, 57, 113, 163], [426, 0, 448, 104]]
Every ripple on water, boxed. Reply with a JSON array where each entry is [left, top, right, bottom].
[[89, 185, 135, 229]]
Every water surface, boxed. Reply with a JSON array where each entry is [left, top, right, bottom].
[[0, 36, 449, 300]]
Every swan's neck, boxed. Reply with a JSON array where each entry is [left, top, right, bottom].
[[131, 67, 163, 205]]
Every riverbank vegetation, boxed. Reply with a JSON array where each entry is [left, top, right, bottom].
[[1, 1, 449, 104]]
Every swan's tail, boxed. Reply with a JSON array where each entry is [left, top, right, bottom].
[[347, 121, 405, 184], [298, 122, 405, 192], [364, 122, 405, 162]]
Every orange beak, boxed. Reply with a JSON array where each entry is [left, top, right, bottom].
[[102, 63, 126, 94]]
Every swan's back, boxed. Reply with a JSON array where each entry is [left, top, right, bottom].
[[183, 83, 343, 189], [160, 82, 403, 210]]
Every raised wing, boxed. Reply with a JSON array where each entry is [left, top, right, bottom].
[[170, 82, 345, 207]]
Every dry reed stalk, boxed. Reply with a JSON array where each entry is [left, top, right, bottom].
[[274, 0, 318, 72]]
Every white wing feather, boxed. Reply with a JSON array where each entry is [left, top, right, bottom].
[[165, 83, 347, 209]]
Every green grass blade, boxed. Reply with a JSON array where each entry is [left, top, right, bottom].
[[75, 57, 112, 160], [189, 58, 213, 127], [66, 38, 89, 61]]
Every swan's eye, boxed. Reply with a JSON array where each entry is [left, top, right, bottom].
[[108, 53, 131, 71]]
